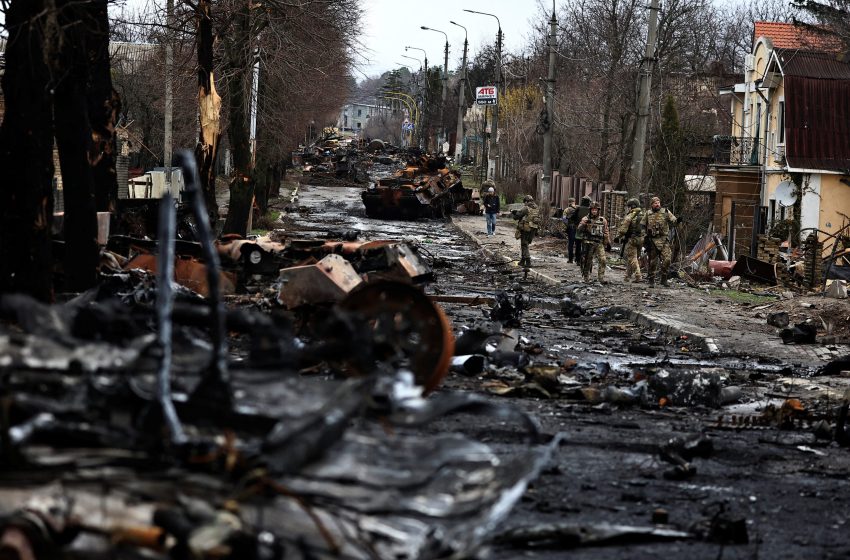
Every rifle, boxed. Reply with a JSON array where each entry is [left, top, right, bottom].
[[581, 240, 590, 271], [619, 233, 631, 259]]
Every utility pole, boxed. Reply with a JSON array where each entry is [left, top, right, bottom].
[[450, 21, 468, 160], [628, 0, 660, 197], [420, 26, 450, 152], [493, 26, 501, 180], [541, 2, 557, 204], [164, 0, 174, 188], [441, 40, 449, 151], [464, 10, 502, 179]]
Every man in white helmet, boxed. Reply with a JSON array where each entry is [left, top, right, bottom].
[[481, 180, 500, 236]]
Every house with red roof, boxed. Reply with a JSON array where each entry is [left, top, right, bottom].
[[714, 21, 850, 259]]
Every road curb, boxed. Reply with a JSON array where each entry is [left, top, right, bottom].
[[609, 305, 720, 354], [453, 218, 720, 353]]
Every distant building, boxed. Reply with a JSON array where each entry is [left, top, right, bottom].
[[337, 102, 383, 133]]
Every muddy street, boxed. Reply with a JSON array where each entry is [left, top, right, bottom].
[[281, 181, 850, 560]]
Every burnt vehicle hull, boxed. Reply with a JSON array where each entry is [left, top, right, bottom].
[[362, 157, 474, 220]]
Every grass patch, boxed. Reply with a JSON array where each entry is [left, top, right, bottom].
[[707, 288, 777, 305]]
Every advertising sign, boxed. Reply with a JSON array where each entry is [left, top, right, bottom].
[[476, 85, 497, 105]]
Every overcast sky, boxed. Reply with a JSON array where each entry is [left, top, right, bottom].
[[112, 0, 549, 81], [357, 0, 549, 79]]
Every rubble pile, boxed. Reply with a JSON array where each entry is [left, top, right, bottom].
[[0, 153, 558, 559], [290, 132, 370, 186]]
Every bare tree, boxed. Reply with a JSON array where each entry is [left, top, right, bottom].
[[792, 0, 850, 51]]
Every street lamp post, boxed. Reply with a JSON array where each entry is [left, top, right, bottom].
[[421, 26, 449, 152], [464, 9, 501, 180], [406, 46, 430, 150], [402, 54, 426, 148], [449, 20, 468, 160]]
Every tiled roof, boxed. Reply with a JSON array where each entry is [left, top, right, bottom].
[[753, 21, 843, 52]]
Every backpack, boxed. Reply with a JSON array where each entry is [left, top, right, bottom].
[[524, 205, 541, 231]]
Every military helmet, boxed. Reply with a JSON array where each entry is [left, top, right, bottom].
[[482, 179, 495, 188], [524, 195, 534, 203], [626, 198, 640, 208], [589, 201, 600, 210]]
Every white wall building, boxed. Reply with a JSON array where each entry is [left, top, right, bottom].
[[337, 102, 383, 133]]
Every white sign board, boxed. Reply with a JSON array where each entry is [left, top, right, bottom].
[[476, 85, 497, 105]]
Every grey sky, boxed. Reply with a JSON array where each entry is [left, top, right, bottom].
[[357, 0, 548, 79]]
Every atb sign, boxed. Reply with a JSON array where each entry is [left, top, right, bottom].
[[476, 85, 497, 106]]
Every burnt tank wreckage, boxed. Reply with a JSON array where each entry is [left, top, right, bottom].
[[361, 154, 477, 220]]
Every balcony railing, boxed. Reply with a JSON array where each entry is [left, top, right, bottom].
[[713, 136, 761, 166]]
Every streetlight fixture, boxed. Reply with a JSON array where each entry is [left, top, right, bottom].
[[405, 46, 429, 72], [401, 54, 423, 71], [449, 20, 468, 160], [421, 26, 450, 151], [464, 9, 502, 180]]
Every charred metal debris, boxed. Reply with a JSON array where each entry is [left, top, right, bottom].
[[0, 151, 560, 559], [292, 132, 481, 220]]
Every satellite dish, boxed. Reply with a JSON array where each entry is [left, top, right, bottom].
[[775, 180, 797, 207]]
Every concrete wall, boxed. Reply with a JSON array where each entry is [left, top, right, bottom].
[[800, 173, 821, 234], [819, 175, 850, 236]]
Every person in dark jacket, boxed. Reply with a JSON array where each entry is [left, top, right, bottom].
[[561, 197, 577, 262], [482, 180, 500, 236], [571, 196, 592, 265]]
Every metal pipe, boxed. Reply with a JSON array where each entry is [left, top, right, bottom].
[[155, 192, 186, 444], [176, 150, 231, 405]]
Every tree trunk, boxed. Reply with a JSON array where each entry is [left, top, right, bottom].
[[222, 4, 255, 236], [223, 176, 255, 235], [86, 0, 120, 213], [53, 0, 101, 292], [0, 0, 56, 301], [195, 0, 222, 225]]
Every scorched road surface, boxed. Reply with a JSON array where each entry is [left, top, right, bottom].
[[282, 182, 850, 560]]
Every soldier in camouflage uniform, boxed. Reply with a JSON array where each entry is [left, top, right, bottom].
[[616, 198, 645, 283], [640, 196, 680, 287], [512, 195, 541, 268], [577, 202, 610, 284]]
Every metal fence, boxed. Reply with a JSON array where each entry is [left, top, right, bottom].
[[713, 136, 760, 166]]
